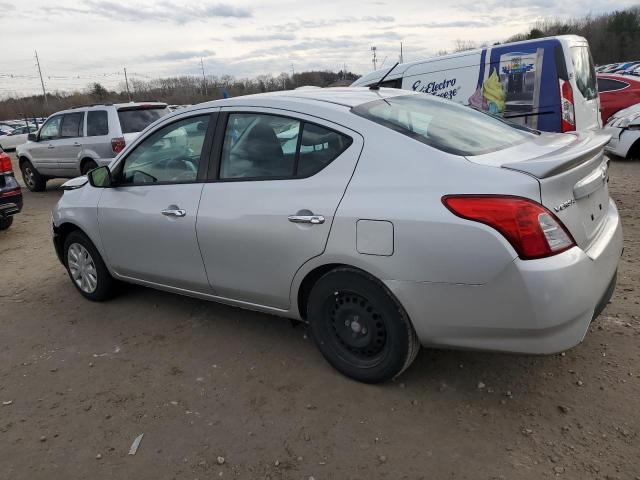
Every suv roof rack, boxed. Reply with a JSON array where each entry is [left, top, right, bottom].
[[70, 103, 114, 109]]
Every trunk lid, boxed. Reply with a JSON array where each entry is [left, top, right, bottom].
[[468, 130, 612, 250]]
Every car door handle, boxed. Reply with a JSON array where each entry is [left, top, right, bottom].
[[288, 214, 325, 224], [161, 208, 186, 217], [73, 142, 81, 146], [47, 144, 55, 149]]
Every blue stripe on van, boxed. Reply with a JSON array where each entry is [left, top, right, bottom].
[[477, 49, 487, 88]]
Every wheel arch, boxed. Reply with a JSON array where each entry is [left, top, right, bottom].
[[79, 156, 98, 173], [18, 154, 32, 168], [294, 261, 398, 321], [627, 136, 640, 160]]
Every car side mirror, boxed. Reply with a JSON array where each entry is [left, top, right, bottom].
[[27, 133, 37, 141], [87, 165, 112, 188]]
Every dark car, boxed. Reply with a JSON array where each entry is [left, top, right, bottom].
[[0, 147, 23, 230]]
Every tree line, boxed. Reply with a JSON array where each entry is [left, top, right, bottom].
[[0, 70, 359, 121]]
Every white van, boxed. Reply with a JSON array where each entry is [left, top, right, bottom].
[[352, 35, 601, 133]]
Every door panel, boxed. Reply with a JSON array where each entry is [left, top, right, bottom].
[[57, 112, 85, 175], [30, 115, 62, 175], [197, 109, 363, 309], [98, 184, 210, 291], [96, 112, 217, 292]]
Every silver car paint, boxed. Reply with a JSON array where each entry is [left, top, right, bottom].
[[53, 88, 623, 355], [196, 106, 364, 309]]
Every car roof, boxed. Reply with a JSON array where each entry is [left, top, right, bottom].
[[195, 87, 414, 111]]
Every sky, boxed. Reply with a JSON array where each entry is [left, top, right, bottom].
[[1, 0, 637, 97]]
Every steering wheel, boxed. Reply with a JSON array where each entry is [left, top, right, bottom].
[[166, 156, 197, 171]]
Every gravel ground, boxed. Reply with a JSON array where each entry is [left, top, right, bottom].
[[0, 153, 639, 480]]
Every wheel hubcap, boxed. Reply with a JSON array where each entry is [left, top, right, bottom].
[[24, 166, 35, 188], [328, 292, 387, 361], [67, 243, 98, 293]]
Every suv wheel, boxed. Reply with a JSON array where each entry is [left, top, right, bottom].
[[64, 231, 117, 301], [307, 268, 420, 383], [0, 217, 13, 230], [20, 160, 46, 192], [81, 160, 98, 176]]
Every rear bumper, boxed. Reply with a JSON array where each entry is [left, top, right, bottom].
[[385, 199, 623, 354], [0, 195, 23, 218]]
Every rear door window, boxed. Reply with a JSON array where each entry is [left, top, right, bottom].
[[117, 107, 170, 134], [60, 112, 84, 138], [87, 110, 109, 136], [297, 123, 352, 177], [219, 113, 352, 180], [570, 46, 598, 100]]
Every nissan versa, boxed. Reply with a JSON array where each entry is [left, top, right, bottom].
[[51, 88, 622, 383]]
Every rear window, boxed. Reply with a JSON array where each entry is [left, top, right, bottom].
[[351, 95, 532, 156], [570, 46, 598, 100], [597, 78, 628, 92], [117, 107, 169, 134]]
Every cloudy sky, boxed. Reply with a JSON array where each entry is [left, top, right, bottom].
[[1, 0, 636, 97]]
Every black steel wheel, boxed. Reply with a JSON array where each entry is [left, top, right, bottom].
[[307, 267, 419, 383]]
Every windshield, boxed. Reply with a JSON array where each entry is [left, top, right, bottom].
[[351, 95, 532, 156], [570, 46, 598, 101], [117, 107, 170, 134]]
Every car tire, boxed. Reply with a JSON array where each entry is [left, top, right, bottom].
[[0, 216, 13, 230], [63, 230, 117, 301], [81, 160, 98, 176], [307, 267, 420, 383], [20, 160, 46, 192]]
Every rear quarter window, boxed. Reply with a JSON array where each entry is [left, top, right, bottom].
[[352, 94, 532, 156], [118, 107, 170, 134]]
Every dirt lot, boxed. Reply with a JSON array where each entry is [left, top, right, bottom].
[[0, 153, 638, 480]]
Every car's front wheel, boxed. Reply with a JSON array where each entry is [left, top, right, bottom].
[[307, 267, 420, 383], [81, 160, 98, 176], [20, 160, 46, 192], [0, 216, 13, 230], [64, 230, 117, 301]]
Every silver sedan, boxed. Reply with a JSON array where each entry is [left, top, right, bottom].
[[52, 88, 623, 383]]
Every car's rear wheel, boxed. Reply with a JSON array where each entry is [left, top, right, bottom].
[[307, 267, 420, 383], [20, 160, 46, 192], [0, 217, 13, 230], [81, 160, 98, 175], [64, 231, 117, 301]]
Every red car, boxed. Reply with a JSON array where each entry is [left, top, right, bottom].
[[597, 73, 640, 123]]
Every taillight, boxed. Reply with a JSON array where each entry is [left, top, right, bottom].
[[442, 195, 576, 260], [559, 79, 575, 132], [0, 153, 12, 173], [111, 137, 126, 154]]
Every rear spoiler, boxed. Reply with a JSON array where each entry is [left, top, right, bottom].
[[502, 131, 611, 179]]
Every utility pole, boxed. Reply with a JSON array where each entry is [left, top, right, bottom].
[[200, 58, 208, 96], [123, 67, 132, 101], [371, 46, 378, 70], [34, 50, 48, 107], [290, 64, 295, 87], [400, 42, 404, 63]]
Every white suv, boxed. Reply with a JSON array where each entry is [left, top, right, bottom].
[[17, 102, 170, 191]]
